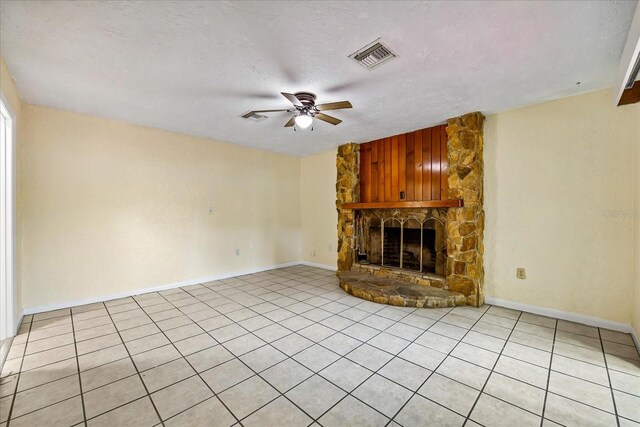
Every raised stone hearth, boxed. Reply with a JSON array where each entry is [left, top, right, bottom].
[[338, 271, 466, 308]]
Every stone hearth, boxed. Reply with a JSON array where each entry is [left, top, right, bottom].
[[336, 112, 485, 307]]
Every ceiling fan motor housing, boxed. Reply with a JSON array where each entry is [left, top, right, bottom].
[[294, 92, 317, 107]]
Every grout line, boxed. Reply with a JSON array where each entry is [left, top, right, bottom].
[[69, 308, 89, 426], [539, 317, 557, 427], [598, 327, 621, 427], [100, 302, 166, 426], [460, 311, 524, 427], [5, 315, 33, 427]]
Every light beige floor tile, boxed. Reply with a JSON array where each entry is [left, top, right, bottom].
[[164, 396, 235, 427], [285, 375, 345, 419], [378, 357, 430, 391], [544, 392, 617, 426], [484, 372, 545, 415], [173, 333, 217, 356], [11, 375, 80, 418], [74, 323, 116, 341], [609, 369, 640, 395], [87, 396, 160, 427], [243, 395, 313, 427], [551, 354, 609, 386], [76, 333, 122, 355], [81, 357, 137, 391], [125, 333, 170, 355], [151, 376, 213, 420], [396, 394, 465, 426], [83, 375, 147, 419], [318, 395, 388, 427], [132, 344, 181, 372], [352, 374, 412, 417], [25, 333, 75, 355], [263, 358, 314, 393], [470, 393, 540, 427], [1, 395, 12, 423], [493, 355, 549, 389], [17, 357, 78, 392], [141, 357, 195, 393], [419, 373, 480, 416], [185, 345, 234, 372], [9, 395, 83, 427], [200, 358, 253, 393], [78, 343, 128, 371], [436, 356, 490, 390], [238, 344, 287, 373], [614, 390, 640, 422], [451, 342, 499, 369], [548, 371, 614, 412], [346, 344, 393, 371], [21, 344, 76, 371]]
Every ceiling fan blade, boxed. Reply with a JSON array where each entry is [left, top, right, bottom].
[[315, 101, 352, 111], [281, 92, 303, 107], [314, 113, 342, 125], [248, 109, 292, 114], [284, 115, 296, 127]]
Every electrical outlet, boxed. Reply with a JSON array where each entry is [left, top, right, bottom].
[[328, 244, 332, 252], [208, 207, 214, 214], [516, 268, 526, 280], [235, 248, 240, 256]]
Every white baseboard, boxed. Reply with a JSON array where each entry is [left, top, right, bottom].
[[21, 261, 301, 316], [299, 261, 337, 271], [485, 296, 639, 347]]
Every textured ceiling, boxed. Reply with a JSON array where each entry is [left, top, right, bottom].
[[0, 1, 637, 156]]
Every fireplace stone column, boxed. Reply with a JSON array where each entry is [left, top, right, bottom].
[[446, 112, 485, 307], [336, 143, 360, 272]]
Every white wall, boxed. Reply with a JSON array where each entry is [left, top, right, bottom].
[[20, 105, 301, 310], [484, 89, 639, 325], [300, 149, 338, 269]]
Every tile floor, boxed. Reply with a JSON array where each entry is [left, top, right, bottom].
[[1, 265, 639, 427]]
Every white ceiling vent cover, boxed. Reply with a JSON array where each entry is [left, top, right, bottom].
[[349, 38, 397, 70]]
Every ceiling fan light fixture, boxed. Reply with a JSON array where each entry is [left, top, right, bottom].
[[294, 112, 313, 129]]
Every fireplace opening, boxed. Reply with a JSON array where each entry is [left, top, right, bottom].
[[365, 217, 446, 276]]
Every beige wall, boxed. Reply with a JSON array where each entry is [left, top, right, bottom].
[[484, 89, 639, 325], [300, 149, 338, 269], [20, 105, 301, 310]]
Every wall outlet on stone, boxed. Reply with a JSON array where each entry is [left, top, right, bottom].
[[516, 268, 526, 279]]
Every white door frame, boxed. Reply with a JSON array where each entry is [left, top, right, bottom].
[[0, 90, 17, 362]]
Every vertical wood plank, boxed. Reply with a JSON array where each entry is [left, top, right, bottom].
[[378, 139, 385, 202], [431, 126, 441, 200], [423, 128, 432, 201], [360, 143, 371, 202], [414, 130, 423, 200], [384, 138, 392, 201], [440, 125, 449, 200], [391, 136, 399, 201], [370, 140, 379, 202], [399, 134, 406, 199], [406, 132, 415, 201]]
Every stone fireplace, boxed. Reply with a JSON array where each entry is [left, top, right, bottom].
[[336, 112, 485, 307]]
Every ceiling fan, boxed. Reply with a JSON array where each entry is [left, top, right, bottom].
[[244, 92, 352, 130]]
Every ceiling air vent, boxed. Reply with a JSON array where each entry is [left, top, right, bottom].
[[240, 111, 267, 122], [349, 38, 396, 70]]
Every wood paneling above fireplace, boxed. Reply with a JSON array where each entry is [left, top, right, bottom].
[[341, 124, 463, 210]]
